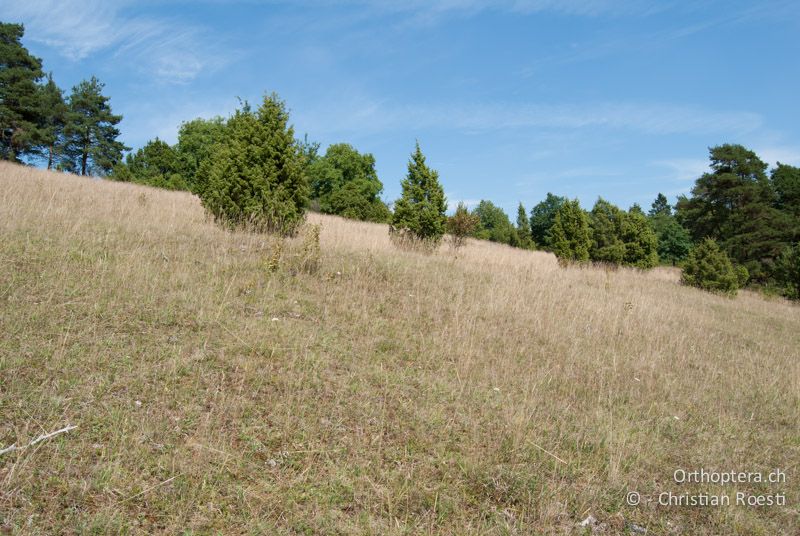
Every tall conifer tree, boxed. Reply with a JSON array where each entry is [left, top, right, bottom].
[[33, 74, 68, 169], [64, 76, 127, 175], [0, 23, 43, 161], [391, 142, 447, 243]]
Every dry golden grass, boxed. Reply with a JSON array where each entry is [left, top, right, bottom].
[[1, 161, 798, 534]]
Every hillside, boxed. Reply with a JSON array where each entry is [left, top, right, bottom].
[[1, 162, 798, 534]]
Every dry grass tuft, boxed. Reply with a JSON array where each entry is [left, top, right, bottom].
[[1, 162, 798, 534]]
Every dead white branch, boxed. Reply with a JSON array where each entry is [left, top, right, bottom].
[[0, 424, 77, 456]]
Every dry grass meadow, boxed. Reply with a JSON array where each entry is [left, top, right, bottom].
[[1, 161, 798, 534]]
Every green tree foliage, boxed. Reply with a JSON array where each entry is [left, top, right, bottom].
[[307, 143, 390, 222], [0, 23, 43, 161], [647, 193, 691, 265], [516, 202, 534, 249], [175, 117, 227, 194], [113, 138, 188, 190], [589, 198, 626, 264], [447, 202, 480, 250], [629, 203, 645, 215], [651, 215, 692, 265], [649, 193, 672, 218], [63, 77, 127, 176], [550, 199, 591, 263], [589, 198, 659, 268], [329, 179, 391, 222], [297, 134, 320, 166], [197, 94, 308, 234], [32, 74, 68, 169], [391, 142, 447, 244], [681, 238, 742, 295], [771, 163, 800, 219], [530, 193, 566, 250], [773, 243, 800, 300], [621, 208, 659, 268], [676, 144, 791, 282], [473, 200, 516, 245]]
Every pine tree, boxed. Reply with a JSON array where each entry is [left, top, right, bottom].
[[391, 142, 447, 244], [64, 77, 127, 175], [649, 193, 672, 217], [676, 144, 791, 282], [197, 93, 308, 234], [33, 74, 68, 169], [550, 199, 591, 263], [0, 23, 43, 161], [771, 163, 800, 220]]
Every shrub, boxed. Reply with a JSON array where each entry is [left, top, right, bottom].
[[735, 265, 750, 289], [447, 202, 480, 250], [681, 238, 740, 295], [549, 199, 591, 264], [621, 210, 659, 269], [197, 94, 308, 235], [589, 198, 625, 264], [589, 199, 658, 268]]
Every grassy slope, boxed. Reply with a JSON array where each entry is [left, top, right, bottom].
[[1, 162, 798, 535]]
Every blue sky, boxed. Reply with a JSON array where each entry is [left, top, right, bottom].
[[3, 0, 799, 215]]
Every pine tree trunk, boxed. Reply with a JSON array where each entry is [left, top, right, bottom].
[[47, 145, 54, 170], [81, 148, 88, 176]]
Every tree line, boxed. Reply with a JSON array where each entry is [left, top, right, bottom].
[[2, 22, 798, 299], [0, 23, 127, 175], [106, 99, 800, 300]]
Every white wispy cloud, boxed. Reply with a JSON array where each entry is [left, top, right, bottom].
[[0, 0, 231, 83], [646, 158, 706, 200], [756, 146, 800, 168], [307, 0, 662, 18], [653, 146, 800, 188], [1, 0, 126, 60], [296, 98, 763, 138], [118, 95, 238, 149], [652, 158, 710, 183]]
